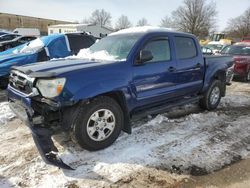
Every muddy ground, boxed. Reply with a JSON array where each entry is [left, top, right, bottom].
[[0, 81, 250, 188]]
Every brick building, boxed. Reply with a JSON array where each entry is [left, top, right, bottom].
[[0, 12, 73, 35]]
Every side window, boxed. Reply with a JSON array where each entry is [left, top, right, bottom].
[[19, 37, 36, 43], [1, 35, 12, 40], [175, 37, 197, 59], [67, 35, 95, 54], [143, 39, 171, 62]]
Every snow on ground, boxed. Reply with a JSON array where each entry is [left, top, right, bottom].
[[0, 102, 15, 126], [0, 82, 250, 187]]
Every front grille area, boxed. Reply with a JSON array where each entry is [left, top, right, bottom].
[[9, 70, 34, 94]]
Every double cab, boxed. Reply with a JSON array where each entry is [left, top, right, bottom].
[[8, 27, 233, 169]]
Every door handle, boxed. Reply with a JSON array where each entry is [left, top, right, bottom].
[[168, 66, 176, 72]]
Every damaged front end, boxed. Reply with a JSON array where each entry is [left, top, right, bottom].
[[8, 70, 76, 170]]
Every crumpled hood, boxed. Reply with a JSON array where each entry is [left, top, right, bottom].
[[13, 58, 118, 77]]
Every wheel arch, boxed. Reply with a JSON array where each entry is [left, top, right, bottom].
[[203, 69, 226, 97], [98, 91, 132, 134]]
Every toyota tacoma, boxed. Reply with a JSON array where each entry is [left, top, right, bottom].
[[8, 27, 234, 169]]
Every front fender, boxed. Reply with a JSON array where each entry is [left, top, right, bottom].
[[71, 78, 131, 102]]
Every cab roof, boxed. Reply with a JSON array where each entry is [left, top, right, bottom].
[[109, 26, 194, 37]]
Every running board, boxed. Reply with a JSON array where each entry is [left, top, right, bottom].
[[132, 96, 202, 120]]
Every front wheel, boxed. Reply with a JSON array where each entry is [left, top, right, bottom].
[[199, 80, 223, 110], [72, 96, 124, 151]]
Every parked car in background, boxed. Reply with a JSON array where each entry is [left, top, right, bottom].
[[0, 33, 96, 88], [242, 36, 250, 42], [220, 42, 250, 81], [205, 42, 229, 54], [0, 33, 21, 43], [0, 35, 37, 52], [13, 28, 40, 37], [8, 27, 234, 169], [201, 46, 213, 55], [0, 31, 10, 36]]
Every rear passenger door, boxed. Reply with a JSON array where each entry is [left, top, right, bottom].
[[174, 36, 204, 96]]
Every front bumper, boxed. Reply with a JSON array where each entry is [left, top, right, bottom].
[[8, 85, 74, 170]]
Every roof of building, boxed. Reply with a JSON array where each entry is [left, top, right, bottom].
[[48, 23, 114, 31]]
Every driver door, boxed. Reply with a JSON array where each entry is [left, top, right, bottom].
[[132, 36, 177, 107]]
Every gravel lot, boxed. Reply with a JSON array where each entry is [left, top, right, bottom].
[[0, 81, 250, 187]]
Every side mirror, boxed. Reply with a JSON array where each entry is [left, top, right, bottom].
[[138, 50, 153, 64]]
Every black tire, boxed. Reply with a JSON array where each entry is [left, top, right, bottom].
[[72, 96, 124, 151], [0, 76, 9, 89], [199, 80, 222, 110]]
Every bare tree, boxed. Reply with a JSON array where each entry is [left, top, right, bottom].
[[137, 18, 150, 26], [170, 0, 217, 38], [160, 16, 175, 28], [226, 7, 250, 38], [81, 17, 90, 24], [89, 9, 112, 26], [115, 15, 132, 30]]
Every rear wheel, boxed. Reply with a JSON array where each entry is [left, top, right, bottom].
[[72, 96, 123, 151], [199, 80, 222, 110]]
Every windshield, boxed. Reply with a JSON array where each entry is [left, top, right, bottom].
[[221, 45, 250, 56], [13, 38, 44, 54], [76, 34, 142, 61], [0, 34, 18, 42]]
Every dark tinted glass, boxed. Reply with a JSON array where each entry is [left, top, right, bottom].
[[175, 37, 197, 59], [67, 34, 96, 55]]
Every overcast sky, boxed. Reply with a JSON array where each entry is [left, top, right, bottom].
[[0, 0, 249, 31]]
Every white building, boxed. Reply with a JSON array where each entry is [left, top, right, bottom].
[[48, 23, 114, 38]]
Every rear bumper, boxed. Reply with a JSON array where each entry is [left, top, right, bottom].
[[8, 85, 74, 170]]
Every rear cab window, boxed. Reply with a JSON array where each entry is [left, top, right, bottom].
[[174, 36, 197, 59]]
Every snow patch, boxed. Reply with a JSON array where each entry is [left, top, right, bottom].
[[0, 102, 15, 126], [75, 48, 121, 61], [109, 26, 174, 36], [221, 94, 250, 107]]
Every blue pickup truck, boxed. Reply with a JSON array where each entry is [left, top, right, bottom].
[[8, 27, 233, 169]]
